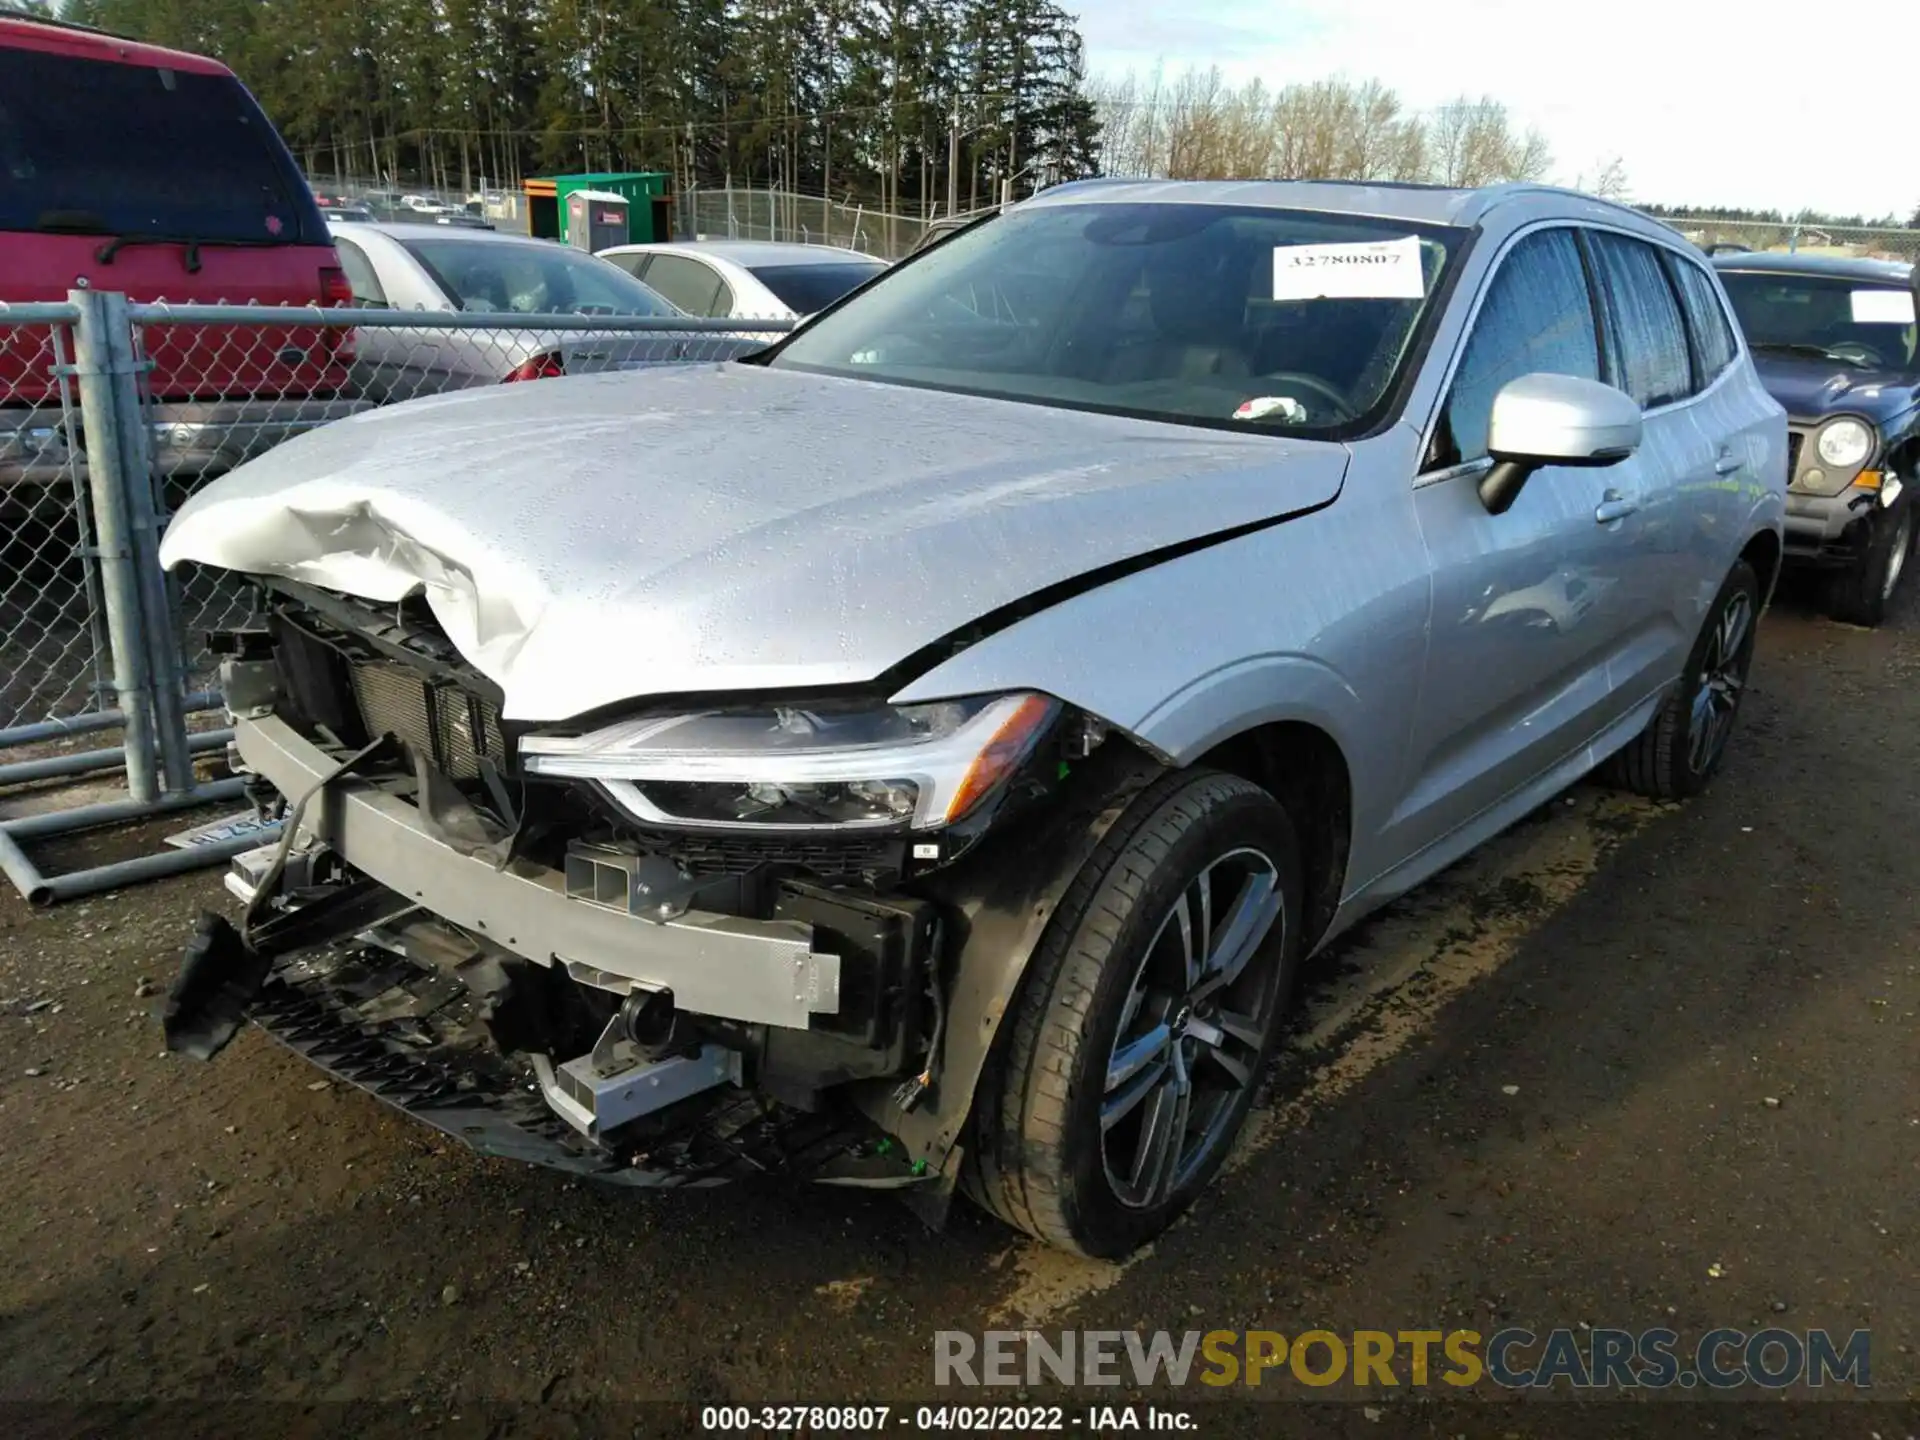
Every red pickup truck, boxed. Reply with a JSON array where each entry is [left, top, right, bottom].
[[0, 10, 364, 508]]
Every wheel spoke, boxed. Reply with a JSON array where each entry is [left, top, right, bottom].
[[1719, 594, 1752, 661], [1192, 872, 1281, 1001], [1688, 684, 1717, 770], [1107, 1022, 1171, 1094], [1128, 1051, 1192, 1204], [1101, 1054, 1170, 1131], [1172, 890, 1200, 990]]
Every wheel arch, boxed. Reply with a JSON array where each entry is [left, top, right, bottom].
[[1741, 525, 1783, 605], [1189, 720, 1353, 950], [858, 715, 1355, 1184]]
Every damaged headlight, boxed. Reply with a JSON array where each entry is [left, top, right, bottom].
[[519, 692, 1059, 832]]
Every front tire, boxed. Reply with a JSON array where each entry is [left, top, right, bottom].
[[1604, 558, 1760, 800], [1827, 497, 1913, 628], [965, 771, 1304, 1258]]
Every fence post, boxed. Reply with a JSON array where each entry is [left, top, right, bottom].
[[108, 302, 196, 798], [67, 288, 160, 805]]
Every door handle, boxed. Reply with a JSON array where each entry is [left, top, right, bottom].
[[1594, 492, 1638, 524], [1714, 449, 1742, 475]]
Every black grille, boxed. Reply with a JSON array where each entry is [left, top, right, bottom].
[[348, 659, 508, 781], [1786, 430, 1803, 482], [666, 831, 899, 882]]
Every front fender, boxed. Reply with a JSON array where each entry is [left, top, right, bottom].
[[888, 489, 1433, 899], [847, 742, 1167, 1178]]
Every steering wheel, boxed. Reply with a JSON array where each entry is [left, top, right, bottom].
[[1827, 341, 1886, 368], [1252, 371, 1355, 421]]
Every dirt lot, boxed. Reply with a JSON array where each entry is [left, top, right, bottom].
[[2, 575, 1917, 1439]]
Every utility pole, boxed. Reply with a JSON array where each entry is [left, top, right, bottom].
[[947, 97, 960, 217]]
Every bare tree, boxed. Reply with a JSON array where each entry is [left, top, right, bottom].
[[1429, 97, 1551, 187], [1594, 156, 1630, 201], [1090, 68, 1553, 190]]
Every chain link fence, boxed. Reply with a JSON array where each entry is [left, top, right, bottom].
[[1, 293, 793, 904], [675, 187, 936, 259], [0, 307, 107, 739], [1658, 217, 1920, 266]]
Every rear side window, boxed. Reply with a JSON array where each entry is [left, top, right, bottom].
[[1586, 232, 1693, 407], [0, 46, 313, 244], [639, 255, 724, 315], [1436, 228, 1600, 467], [1664, 254, 1739, 384]]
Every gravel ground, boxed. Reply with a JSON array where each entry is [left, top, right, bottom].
[[0, 574, 1916, 1440]]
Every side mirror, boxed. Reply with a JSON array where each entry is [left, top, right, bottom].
[[1479, 373, 1643, 515]]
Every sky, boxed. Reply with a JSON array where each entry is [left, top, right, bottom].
[[1073, 0, 1920, 220]]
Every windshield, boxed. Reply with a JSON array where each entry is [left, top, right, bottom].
[[750, 261, 886, 314], [770, 203, 1462, 432], [402, 238, 683, 317], [1719, 271, 1918, 373], [0, 48, 313, 244]]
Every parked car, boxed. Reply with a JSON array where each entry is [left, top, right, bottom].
[[1712, 253, 1919, 625], [318, 200, 375, 224], [159, 179, 1784, 1258], [0, 9, 364, 507], [596, 240, 886, 319], [325, 221, 759, 398]]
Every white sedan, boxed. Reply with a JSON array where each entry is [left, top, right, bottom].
[[326, 222, 771, 401], [595, 240, 887, 320]]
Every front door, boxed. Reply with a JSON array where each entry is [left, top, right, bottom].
[[1391, 226, 1644, 859]]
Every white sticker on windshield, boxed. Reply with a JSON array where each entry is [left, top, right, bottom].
[[1852, 289, 1916, 325], [1272, 235, 1425, 300]]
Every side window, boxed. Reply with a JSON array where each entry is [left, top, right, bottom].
[[602, 252, 649, 280], [1663, 254, 1739, 384], [1436, 228, 1600, 467], [640, 255, 723, 316], [332, 237, 388, 308], [1586, 232, 1693, 407], [710, 277, 736, 318]]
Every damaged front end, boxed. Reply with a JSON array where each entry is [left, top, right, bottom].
[[163, 579, 1138, 1206]]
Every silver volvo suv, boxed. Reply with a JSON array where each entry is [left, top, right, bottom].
[[157, 180, 1787, 1258]]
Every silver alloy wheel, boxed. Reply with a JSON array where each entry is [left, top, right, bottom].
[[1101, 846, 1285, 1210], [1687, 586, 1754, 775], [1882, 510, 1912, 602]]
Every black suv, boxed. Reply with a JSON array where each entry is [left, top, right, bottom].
[[1713, 252, 1919, 625]]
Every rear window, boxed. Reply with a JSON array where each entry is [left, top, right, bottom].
[[0, 45, 312, 243], [750, 261, 886, 314]]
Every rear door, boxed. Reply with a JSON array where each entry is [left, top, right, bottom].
[[0, 34, 348, 405], [1582, 230, 1725, 697]]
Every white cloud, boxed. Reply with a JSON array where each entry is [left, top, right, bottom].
[[1072, 0, 1920, 218]]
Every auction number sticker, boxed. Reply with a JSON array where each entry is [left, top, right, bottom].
[[699, 1404, 1073, 1432], [1272, 235, 1425, 300]]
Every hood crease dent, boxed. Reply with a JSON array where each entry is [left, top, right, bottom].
[[159, 365, 1350, 722]]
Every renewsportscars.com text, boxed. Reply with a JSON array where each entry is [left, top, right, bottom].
[[933, 1327, 1871, 1391]]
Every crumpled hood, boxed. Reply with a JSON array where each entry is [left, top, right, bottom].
[[161, 364, 1348, 721]]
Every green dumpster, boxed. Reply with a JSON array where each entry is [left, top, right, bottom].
[[523, 172, 673, 247]]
